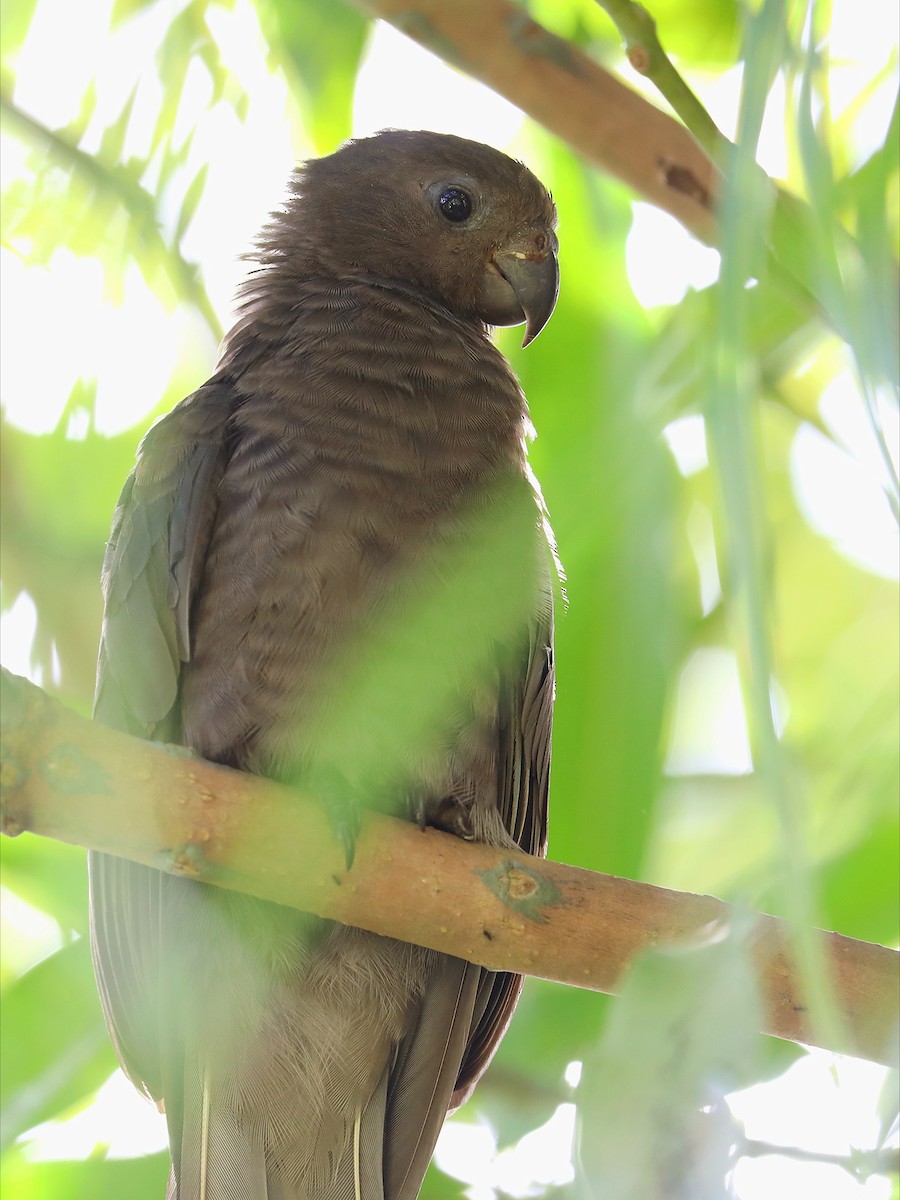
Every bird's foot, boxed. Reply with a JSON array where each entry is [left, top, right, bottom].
[[404, 789, 431, 830]]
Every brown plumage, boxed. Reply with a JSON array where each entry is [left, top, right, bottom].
[[89, 129, 559, 1199]]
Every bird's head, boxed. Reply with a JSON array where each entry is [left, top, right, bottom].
[[265, 129, 559, 347]]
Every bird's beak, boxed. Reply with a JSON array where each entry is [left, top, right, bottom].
[[492, 232, 560, 347]]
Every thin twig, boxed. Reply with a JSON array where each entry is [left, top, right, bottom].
[[737, 1136, 900, 1179], [350, 0, 719, 241], [594, 0, 726, 159]]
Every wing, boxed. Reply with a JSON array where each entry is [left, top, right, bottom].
[[380, 597, 555, 1197], [453, 605, 555, 1104], [89, 382, 237, 1096]]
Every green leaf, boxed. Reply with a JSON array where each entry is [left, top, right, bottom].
[[0, 939, 116, 1149], [175, 162, 208, 243], [0, 836, 89, 938], [0, 96, 222, 336], [0, 1147, 168, 1200], [0, 0, 40, 67], [820, 815, 900, 947], [255, 0, 369, 152], [471, 980, 607, 1147], [303, 476, 546, 792], [111, 0, 159, 27], [513, 135, 685, 881], [97, 87, 139, 168], [575, 924, 760, 1197], [58, 81, 99, 146], [421, 1157, 473, 1199]]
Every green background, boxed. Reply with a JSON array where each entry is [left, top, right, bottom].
[[1, 0, 897, 1195]]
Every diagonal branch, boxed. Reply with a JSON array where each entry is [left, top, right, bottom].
[[593, 0, 727, 160], [349, 0, 719, 241], [2, 667, 898, 1068], [347, 0, 888, 330]]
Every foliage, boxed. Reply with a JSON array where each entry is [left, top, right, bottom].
[[1, 0, 897, 1196]]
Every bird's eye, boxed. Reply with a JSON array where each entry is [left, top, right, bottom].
[[437, 188, 473, 223]]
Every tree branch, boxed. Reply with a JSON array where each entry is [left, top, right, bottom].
[[348, 0, 719, 241], [593, 0, 726, 160], [736, 1136, 900, 1180], [348, 0, 869, 328], [2, 667, 898, 1068]]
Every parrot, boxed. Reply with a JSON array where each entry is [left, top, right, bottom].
[[89, 129, 559, 1200]]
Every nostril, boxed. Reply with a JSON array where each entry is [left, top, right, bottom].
[[534, 234, 547, 253]]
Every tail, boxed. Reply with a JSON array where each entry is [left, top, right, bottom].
[[165, 1061, 390, 1200], [166, 1065, 270, 1200], [159, 935, 485, 1199]]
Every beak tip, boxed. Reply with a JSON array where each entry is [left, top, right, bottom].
[[489, 241, 559, 348], [520, 284, 557, 347], [520, 256, 559, 349]]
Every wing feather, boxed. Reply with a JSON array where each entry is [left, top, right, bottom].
[[452, 604, 555, 1105], [383, 956, 482, 1200], [89, 383, 237, 1096], [89, 369, 555, 1196]]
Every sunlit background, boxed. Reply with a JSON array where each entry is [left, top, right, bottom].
[[1, 0, 897, 1197]]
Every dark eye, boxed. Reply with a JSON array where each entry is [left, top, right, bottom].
[[437, 187, 473, 222]]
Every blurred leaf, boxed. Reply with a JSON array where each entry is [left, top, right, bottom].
[[305, 477, 545, 793], [98, 87, 139, 167], [58, 81, 99, 146], [1, 0, 897, 1195], [514, 134, 686, 881], [0, 1148, 168, 1200], [876, 1069, 900, 1151], [531, 0, 740, 65], [498, 978, 608, 1081], [0, 0, 39, 70], [256, 0, 368, 152], [472, 980, 607, 1146], [575, 924, 760, 1198], [1, 421, 132, 559], [789, 21, 899, 502], [819, 815, 900, 947], [112, 0, 159, 26], [175, 161, 208, 243], [0, 939, 116, 1149], [637, 281, 822, 432], [630, 0, 741, 64], [0, 96, 221, 337], [422, 1158, 471, 1199], [0, 836, 88, 937], [0, 419, 138, 705]]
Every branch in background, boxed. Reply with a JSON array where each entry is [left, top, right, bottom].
[[737, 1137, 900, 1180], [350, 0, 719, 242], [594, 0, 726, 159], [3, 668, 898, 1069], [349, 0, 858, 325]]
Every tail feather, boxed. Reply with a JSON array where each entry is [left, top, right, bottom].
[[167, 1061, 270, 1200], [320, 1083, 389, 1200], [384, 957, 482, 1200], [159, 941, 482, 1198], [167, 1061, 394, 1200]]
